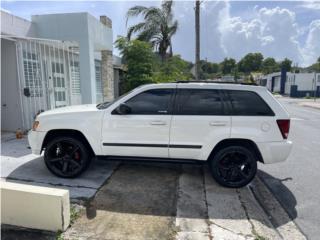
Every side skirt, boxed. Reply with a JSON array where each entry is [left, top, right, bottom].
[[96, 155, 207, 165]]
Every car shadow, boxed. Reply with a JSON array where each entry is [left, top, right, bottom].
[[258, 169, 298, 221], [5, 157, 119, 200]]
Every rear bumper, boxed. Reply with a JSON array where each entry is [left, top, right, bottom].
[[28, 130, 47, 155], [257, 140, 293, 164]]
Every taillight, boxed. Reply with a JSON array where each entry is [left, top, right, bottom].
[[277, 119, 290, 139]]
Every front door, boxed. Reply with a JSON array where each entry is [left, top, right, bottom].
[[101, 88, 174, 158], [50, 61, 68, 108]]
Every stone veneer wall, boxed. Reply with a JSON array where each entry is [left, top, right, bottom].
[[100, 16, 114, 101]]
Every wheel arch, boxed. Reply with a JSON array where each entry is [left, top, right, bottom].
[[41, 129, 95, 156], [207, 138, 264, 163]]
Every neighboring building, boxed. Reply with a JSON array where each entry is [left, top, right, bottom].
[[1, 11, 123, 132], [221, 75, 235, 82], [257, 71, 320, 97]]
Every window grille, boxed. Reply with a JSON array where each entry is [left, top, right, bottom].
[[70, 61, 80, 94], [23, 50, 43, 97], [95, 60, 103, 103]]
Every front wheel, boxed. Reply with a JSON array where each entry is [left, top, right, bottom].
[[44, 137, 91, 178], [209, 146, 257, 188]]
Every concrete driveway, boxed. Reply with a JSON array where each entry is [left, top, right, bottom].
[[1, 136, 305, 240], [62, 163, 305, 240], [1, 138, 118, 200]]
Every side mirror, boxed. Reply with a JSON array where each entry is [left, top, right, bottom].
[[116, 103, 131, 115]]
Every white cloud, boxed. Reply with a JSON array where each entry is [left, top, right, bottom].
[[173, 2, 319, 66], [219, 5, 305, 64], [300, 1, 320, 10], [302, 19, 320, 65], [172, 1, 227, 62]]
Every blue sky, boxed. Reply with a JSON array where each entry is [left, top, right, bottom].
[[2, 1, 320, 66]]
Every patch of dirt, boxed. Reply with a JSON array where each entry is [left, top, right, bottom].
[[64, 163, 181, 240]]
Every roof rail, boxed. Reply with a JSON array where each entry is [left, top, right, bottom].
[[174, 80, 258, 86]]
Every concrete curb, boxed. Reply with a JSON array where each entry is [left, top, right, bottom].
[[298, 102, 320, 110], [1, 181, 70, 232]]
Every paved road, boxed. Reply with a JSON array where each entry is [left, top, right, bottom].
[[259, 98, 320, 240]]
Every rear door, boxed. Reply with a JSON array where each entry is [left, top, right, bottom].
[[169, 86, 231, 160]]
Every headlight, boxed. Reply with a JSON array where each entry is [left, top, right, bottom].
[[32, 121, 40, 131]]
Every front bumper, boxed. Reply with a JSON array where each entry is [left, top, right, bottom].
[[257, 140, 293, 164], [28, 130, 47, 155]]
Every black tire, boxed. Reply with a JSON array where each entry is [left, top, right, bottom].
[[44, 136, 91, 178], [209, 145, 257, 188]]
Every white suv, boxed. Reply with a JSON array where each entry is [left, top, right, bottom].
[[28, 82, 292, 188]]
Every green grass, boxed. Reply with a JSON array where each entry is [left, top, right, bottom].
[[252, 229, 268, 240], [55, 205, 81, 240], [56, 230, 63, 240], [70, 205, 80, 225]]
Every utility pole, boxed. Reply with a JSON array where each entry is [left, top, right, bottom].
[[195, 0, 200, 81], [314, 71, 317, 102]]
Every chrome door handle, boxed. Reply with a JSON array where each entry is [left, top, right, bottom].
[[210, 121, 227, 126], [150, 121, 166, 125]]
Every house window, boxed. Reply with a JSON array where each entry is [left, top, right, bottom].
[[70, 61, 80, 94], [23, 50, 43, 97], [95, 60, 103, 103]]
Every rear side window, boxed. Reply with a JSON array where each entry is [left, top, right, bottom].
[[175, 89, 224, 115], [225, 90, 274, 116], [125, 89, 173, 114]]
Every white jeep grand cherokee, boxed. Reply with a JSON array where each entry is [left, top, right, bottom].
[[28, 82, 292, 188]]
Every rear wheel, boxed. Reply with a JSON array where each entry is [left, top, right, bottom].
[[44, 137, 91, 178], [209, 145, 257, 188]]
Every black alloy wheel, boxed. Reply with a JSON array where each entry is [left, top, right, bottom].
[[44, 137, 91, 178], [209, 146, 257, 188]]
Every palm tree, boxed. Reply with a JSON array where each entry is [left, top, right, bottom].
[[126, 0, 178, 61]]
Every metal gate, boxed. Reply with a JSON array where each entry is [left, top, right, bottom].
[[15, 37, 81, 130]]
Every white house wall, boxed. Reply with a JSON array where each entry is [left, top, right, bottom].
[[1, 39, 24, 132], [32, 12, 113, 104], [260, 72, 320, 95], [289, 73, 320, 91], [1, 10, 36, 37]]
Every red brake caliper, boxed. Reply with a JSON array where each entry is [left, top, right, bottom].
[[74, 151, 80, 160]]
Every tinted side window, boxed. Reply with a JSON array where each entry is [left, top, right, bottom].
[[125, 89, 173, 114], [176, 89, 224, 115], [226, 90, 274, 116]]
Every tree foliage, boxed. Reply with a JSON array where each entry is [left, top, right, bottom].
[[126, 0, 178, 61], [153, 55, 193, 82], [115, 37, 154, 91], [115, 37, 193, 90], [280, 58, 292, 72], [220, 58, 236, 74], [238, 53, 263, 73], [261, 57, 280, 74]]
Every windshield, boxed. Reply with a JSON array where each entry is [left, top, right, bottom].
[[96, 90, 133, 110]]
